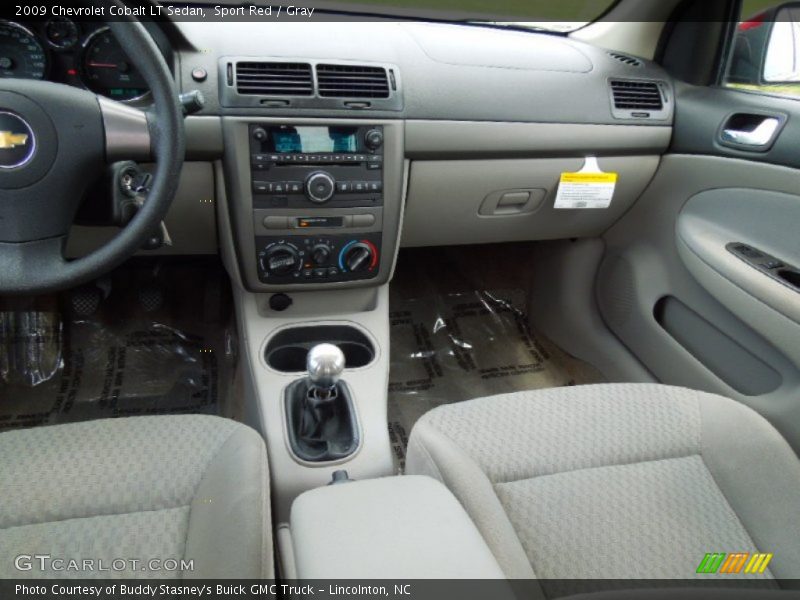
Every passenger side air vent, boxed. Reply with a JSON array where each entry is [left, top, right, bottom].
[[608, 52, 643, 67], [235, 62, 313, 96], [610, 80, 663, 110], [609, 79, 669, 120], [316, 64, 390, 98]]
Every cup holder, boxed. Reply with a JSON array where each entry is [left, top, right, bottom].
[[265, 325, 375, 373]]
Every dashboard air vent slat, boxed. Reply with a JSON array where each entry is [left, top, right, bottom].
[[610, 80, 663, 110], [236, 62, 313, 96], [609, 52, 643, 67], [316, 64, 390, 98]]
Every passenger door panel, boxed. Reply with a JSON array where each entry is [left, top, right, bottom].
[[598, 82, 800, 451]]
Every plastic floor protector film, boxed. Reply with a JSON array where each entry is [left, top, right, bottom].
[[388, 288, 604, 472], [0, 260, 235, 431]]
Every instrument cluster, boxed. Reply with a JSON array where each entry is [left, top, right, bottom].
[[0, 18, 151, 103]]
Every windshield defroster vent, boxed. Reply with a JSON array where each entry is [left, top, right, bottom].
[[235, 62, 314, 96], [316, 64, 390, 99], [609, 52, 643, 68]]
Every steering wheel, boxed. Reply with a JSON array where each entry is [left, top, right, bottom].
[[0, 6, 184, 295]]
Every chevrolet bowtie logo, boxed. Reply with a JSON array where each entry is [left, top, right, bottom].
[[0, 131, 29, 149]]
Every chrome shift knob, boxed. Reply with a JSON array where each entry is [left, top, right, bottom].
[[307, 343, 345, 390]]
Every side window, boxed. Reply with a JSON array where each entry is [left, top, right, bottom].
[[723, 0, 800, 99]]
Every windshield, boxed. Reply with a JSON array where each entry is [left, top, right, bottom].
[[201, 0, 617, 32]]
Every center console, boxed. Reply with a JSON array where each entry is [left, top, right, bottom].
[[223, 118, 405, 292], [220, 118, 404, 526]]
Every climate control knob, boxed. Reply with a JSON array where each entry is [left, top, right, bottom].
[[305, 171, 336, 204], [261, 243, 301, 276], [341, 241, 377, 273], [311, 244, 332, 266]]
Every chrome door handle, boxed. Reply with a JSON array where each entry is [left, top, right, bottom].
[[721, 117, 781, 147]]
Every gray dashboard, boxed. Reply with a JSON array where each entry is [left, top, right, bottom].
[[174, 20, 674, 126], [71, 18, 676, 291]]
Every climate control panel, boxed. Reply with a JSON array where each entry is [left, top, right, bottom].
[[255, 234, 381, 284]]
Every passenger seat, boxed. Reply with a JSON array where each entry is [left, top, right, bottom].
[[406, 384, 800, 580]]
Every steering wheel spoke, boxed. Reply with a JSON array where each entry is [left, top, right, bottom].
[[98, 97, 152, 163]]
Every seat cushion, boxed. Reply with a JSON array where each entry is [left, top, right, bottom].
[[0, 415, 272, 579], [406, 384, 800, 581]]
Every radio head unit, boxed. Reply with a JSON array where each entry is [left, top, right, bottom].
[[250, 124, 384, 209]]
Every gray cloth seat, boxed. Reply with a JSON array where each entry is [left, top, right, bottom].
[[0, 415, 272, 579], [406, 384, 800, 581]]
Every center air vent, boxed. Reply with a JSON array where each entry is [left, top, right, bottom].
[[610, 80, 664, 110], [236, 62, 313, 96], [316, 64, 390, 98], [609, 52, 643, 67]]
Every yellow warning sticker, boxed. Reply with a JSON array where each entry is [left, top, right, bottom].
[[555, 157, 618, 209], [560, 172, 618, 184]]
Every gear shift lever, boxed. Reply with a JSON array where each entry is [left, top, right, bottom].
[[285, 342, 358, 462], [307, 344, 345, 400]]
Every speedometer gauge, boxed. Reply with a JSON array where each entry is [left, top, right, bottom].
[[0, 21, 47, 80], [81, 28, 149, 102]]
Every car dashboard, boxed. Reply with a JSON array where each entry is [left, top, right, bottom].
[[4, 15, 676, 293]]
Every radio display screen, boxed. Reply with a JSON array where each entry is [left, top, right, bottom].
[[269, 126, 358, 154]]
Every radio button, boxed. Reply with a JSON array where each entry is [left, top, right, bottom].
[[253, 181, 271, 194], [263, 216, 289, 229], [367, 162, 381, 170], [273, 183, 287, 193], [287, 181, 303, 194], [336, 182, 352, 193], [352, 214, 376, 228], [367, 182, 382, 192]]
